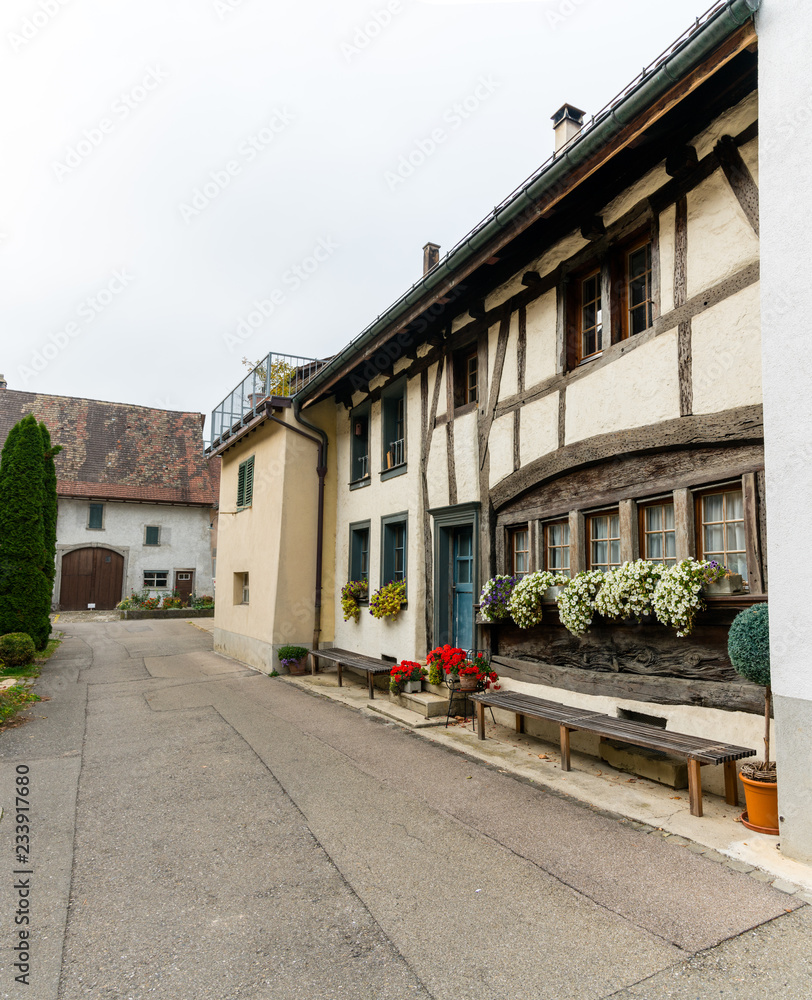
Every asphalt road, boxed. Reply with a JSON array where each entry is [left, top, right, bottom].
[[0, 621, 808, 1000]]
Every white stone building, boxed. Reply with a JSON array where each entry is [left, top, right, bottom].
[[0, 386, 219, 609]]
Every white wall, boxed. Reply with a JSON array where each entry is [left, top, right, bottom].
[[55, 498, 213, 604], [759, 0, 812, 863]]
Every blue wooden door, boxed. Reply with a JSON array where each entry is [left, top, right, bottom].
[[452, 527, 474, 650]]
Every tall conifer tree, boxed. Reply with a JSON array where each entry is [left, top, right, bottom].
[[0, 415, 52, 647]]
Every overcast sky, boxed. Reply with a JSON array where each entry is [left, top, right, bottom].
[[1, 0, 712, 437]]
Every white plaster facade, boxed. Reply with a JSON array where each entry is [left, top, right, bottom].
[[53, 498, 214, 607], [758, 0, 812, 863]]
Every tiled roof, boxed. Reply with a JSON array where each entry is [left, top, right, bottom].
[[0, 389, 220, 506]]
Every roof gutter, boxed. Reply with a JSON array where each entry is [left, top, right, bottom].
[[297, 0, 760, 405]]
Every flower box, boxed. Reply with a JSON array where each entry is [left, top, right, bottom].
[[402, 679, 422, 694], [544, 586, 566, 602], [702, 574, 743, 596]]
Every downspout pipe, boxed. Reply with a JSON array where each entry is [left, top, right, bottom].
[[296, 0, 761, 407], [264, 400, 328, 652]]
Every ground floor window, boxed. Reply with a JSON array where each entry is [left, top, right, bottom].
[[349, 522, 370, 583], [143, 570, 168, 588], [509, 525, 530, 578], [381, 514, 407, 588], [544, 520, 570, 572], [588, 512, 621, 572], [640, 502, 676, 566], [697, 489, 747, 583]]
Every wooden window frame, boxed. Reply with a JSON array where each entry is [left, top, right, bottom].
[[453, 347, 479, 409], [577, 267, 603, 365], [695, 486, 749, 587], [565, 224, 655, 370], [618, 235, 655, 342], [143, 570, 169, 589], [236, 455, 255, 509], [508, 525, 531, 578], [638, 500, 676, 566], [144, 525, 161, 546], [586, 510, 622, 573], [543, 520, 571, 574]]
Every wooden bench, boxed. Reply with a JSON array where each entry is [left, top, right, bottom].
[[307, 647, 392, 700], [471, 690, 756, 817]]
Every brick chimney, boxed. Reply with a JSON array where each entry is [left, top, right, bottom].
[[552, 104, 585, 154], [423, 242, 440, 275]]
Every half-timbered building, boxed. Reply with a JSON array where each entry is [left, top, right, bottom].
[[208, 2, 768, 803]]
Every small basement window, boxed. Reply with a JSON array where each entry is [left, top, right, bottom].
[[617, 708, 667, 729]]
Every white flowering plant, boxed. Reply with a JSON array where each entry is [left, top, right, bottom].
[[595, 560, 665, 623], [651, 559, 725, 637], [508, 571, 570, 629], [557, 570, 605, 636]]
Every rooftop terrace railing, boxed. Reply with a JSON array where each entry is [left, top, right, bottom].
[[209, 352, 326, 447]]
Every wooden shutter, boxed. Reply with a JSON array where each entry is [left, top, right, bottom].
[[244, 456, 254, 506]]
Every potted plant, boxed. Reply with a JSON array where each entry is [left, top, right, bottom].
[[595, 560, 664, 622], [426, 645, 466, 687], [728, 604, 777, 834], [369, 580, 406, 620], [341, 579, 368, 623], [508, 571, 571, 628], [651, 558, 725, 637], [558, 570, 605, 637], [478, 575, 518, 623], [389, 660, 427, 694], [702, 563, 743, 596], [277, 644, 309, 676]]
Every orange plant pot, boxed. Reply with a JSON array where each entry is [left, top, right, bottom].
[[739, 774, 779, 835]]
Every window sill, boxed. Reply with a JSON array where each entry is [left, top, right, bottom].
[[453, 401, 478, 418], [380, 464, 407, 482], [350, 477, 371, 491]]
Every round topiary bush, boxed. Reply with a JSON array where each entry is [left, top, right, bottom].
[[0, 632, 37, 668], [728, 604, 773, 775], [728, 604, 770, 687]]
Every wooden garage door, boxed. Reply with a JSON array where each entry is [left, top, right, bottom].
[[60, 548, 124, 611]]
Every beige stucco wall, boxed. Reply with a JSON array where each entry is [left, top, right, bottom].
[[686, 168, 760, 299], [213, 400, 336, 672], [488, 413, 515, 488], [524, 289, 558, 387], [454, 410, 479, 504], [693, 90, 758, 161], [691, 282, 762, 415], [499, 311, 520, 400], [659, 203, 677, 316], [519, 392, 559, 468], [565, 331, 681, 446]]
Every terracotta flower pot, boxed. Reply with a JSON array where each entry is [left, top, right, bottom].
[[287, 657, 308, 676], [740, 773, 779, 835], [459, 672, 478, 692]]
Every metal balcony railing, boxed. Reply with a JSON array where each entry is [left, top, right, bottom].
[[386, 438, 405, 469], [209, 352, 326, 446]]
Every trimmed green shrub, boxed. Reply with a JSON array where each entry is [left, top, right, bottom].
[[728, 604, 770, 687], [0, 632, 37, 667]]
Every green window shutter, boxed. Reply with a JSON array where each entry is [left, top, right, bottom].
[[145, 526, 159, 545], [244, 456, 254, 506], [88, 504, 103, 529], [237, 463, 246, 508]]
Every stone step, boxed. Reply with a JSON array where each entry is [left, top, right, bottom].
[[397, 690, 449, 718], [367, 700, 449, 729]]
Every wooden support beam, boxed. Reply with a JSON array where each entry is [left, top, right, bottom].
[[673, 487, 696, 561], [569, 510, 586, 575], [742, 471, 764, 594], [665, 145, 698, 179], [619, 499, 639, 563], [522, 271, 541, 286]]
